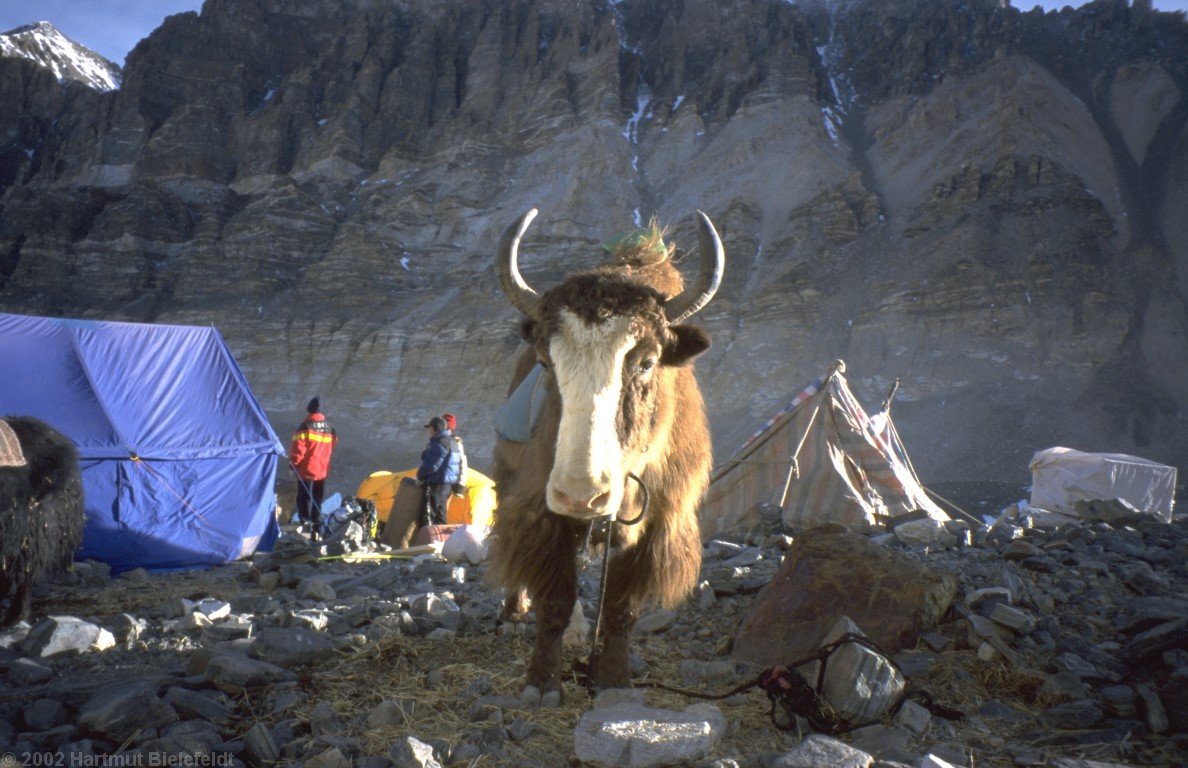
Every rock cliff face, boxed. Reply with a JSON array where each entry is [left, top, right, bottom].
[[0, 0, 1185, 503]]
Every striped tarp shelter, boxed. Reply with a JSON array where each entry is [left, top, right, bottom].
[[700, 360, 945, 538]]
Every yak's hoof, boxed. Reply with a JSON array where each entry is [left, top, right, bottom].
[[498, 621, 531, 637], [520, 684, 562, 708]]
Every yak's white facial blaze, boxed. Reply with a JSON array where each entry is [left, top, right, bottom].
[[546, 310, 637, 519]]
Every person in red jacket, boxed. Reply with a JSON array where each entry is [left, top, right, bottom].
[[290, 396, 337, 541]]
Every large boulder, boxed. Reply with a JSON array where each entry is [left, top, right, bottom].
[[732, 525, 957, 666]]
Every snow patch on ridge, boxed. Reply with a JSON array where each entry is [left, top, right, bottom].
[[0, 21, 121, 91]]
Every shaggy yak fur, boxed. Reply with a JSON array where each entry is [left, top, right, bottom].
[[488, 211, 723, 705], [0, 416, 85, 627]]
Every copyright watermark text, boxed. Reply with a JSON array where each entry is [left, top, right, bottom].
[[2, 752, 234, 768]]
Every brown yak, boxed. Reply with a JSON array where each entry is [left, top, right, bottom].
[[488, 209, 724, 706]]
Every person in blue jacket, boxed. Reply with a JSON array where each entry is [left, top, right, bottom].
[[416, 416, 462, 527]]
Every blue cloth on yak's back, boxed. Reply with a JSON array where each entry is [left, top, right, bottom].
[[493, 364, 547, 443]]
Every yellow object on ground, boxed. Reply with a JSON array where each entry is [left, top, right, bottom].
[[356, 468, 497, 527]]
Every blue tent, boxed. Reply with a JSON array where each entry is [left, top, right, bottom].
[[0, 312, 284, 572]]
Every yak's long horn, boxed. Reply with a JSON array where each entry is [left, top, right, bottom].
[[665, 211, 725, 324], [496, 209, 542, 318]]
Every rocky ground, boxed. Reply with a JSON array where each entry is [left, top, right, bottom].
[[1, 507, 1185, 768]]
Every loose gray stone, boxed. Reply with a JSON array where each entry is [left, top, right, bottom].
[[108, 613, 148, 645], [177, 612, 214, 631], [161, 720, 223, 746], [893, 518, 953, 547], [813, 619, 905, 724], [1038, 671, 1089, 702], [194, 599, 233, 620], [892, 700, 931, 735], [1002, 542, 1040, 558], [120, 567, 150, 582], [1053, 652, 1104, 680], [986, 603, 1035, 634], [201, 616, 255, 643], [1122, 617, 1188, 664], [1040, 700, 1103, 729], [1134, 683, 1169, 734], [310, 701, 344, 737], [409, 593, 459, 620], [506, 717, 537, 742], [132, 734, 212, 761], [770, 734, 874, 767], [306, 747, 352, 768], [388, 735, 442, 768], [573, 701, 725, 768], [1115, 596, 1188, 633], [0, 620, 31, 650], [7, 657, 53, 685], [367, 699, 417, 728], [73, 560, 112, 586], [250, 627, 342, 668], [919, 755, 961, 768], [21, 699, 67, 732], [21, 616, 116, 657], [841, 723, 912, 763], [977, 699, 1033, 725], [242, 722, 279, 765], [298, 577, 338, 603], [1098, 685, 1137, 718], [77, 682, 179, 742], [635, 610, 679, 634], [281, 609, 330, 632], [162, 687, 233, 724], [204, 651, 295, 694], [892, 649, 938, 678]]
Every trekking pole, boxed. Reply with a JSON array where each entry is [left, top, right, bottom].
[[287, 461, 327, 530]]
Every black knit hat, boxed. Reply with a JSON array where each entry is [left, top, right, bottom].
[[306, 396, 321, 414], [424, 416, 446, 431]]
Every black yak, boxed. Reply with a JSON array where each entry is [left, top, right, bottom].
[[0, 416, 85, 627]]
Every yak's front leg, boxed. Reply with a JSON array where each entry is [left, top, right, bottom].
[[592, 595, 637, 690], [522, 580, 576, 707]]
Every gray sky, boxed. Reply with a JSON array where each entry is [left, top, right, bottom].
[[0, 0, 1185, 68]]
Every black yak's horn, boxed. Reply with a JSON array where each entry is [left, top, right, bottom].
[[496, 209, 542, 318], [665, 211, 725, 324]]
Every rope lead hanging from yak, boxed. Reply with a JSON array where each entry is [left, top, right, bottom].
[[570, 465, 964, 736], [579, 472, 650, 688]]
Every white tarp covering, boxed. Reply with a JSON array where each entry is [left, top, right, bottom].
[[1029, 447, 1177, 523]]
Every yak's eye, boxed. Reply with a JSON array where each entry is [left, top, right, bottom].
[[537, 358, 551, 371], [637, 358, 656, 374]]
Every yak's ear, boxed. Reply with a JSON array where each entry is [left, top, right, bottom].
[[661, 324, 711, 367], [519, 318, 537, 342]]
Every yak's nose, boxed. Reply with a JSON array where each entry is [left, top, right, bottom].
[[551, 477, 613, 516]]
